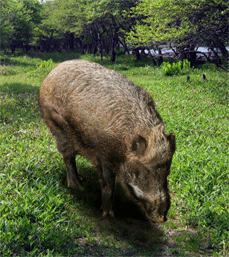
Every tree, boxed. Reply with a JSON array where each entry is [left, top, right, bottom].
[[34, 0, 66, 52], [39, 0, 138, 61], [126, 0, 229, 64], [0, 0, 16, 49], [0, 0, 42, 51]]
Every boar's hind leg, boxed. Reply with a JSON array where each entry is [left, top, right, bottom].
[[97, 161, 116, 217], [45, 109, 84, 189]]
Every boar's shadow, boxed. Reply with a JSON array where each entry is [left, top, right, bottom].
[[58, 158, 166, 252]]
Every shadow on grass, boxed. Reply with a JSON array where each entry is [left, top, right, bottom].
[[28, 51, 81, 63], [0, 54, 36, 68], [57, 162, 168, 256], [1, 51, 79, 66]]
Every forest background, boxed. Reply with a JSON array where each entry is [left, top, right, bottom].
[[0, 0, 228, 67]]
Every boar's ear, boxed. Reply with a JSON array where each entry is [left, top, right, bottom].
[[132, 135, 147, 156], [167, 132, 176, 153]]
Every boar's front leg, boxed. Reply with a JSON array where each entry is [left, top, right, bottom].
[[63, 155, 84, 189], [97, 161, 116, 217]]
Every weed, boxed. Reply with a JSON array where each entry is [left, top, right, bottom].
[[161, 59, 191, 76], [35, 59, 53, 73]]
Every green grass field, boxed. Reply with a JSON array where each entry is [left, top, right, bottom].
[[0, 51, 228, 256]]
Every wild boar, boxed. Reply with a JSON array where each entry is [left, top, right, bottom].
[[39, 60, 176, 223]]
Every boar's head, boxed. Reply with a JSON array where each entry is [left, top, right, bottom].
[[121, 124, 176, 223]]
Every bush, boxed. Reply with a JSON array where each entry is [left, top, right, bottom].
[[162, 59, 190, 76], [36, 59, 53, 73]]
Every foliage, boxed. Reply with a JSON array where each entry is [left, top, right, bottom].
[[161, 59, 191, 76], [35, 59, 53, 73], [1, 0, 228, 65], [0, 52, 228, 256], [0, 0, 14, 48], [29, 0, 139, 60], [0, 0, 42, 50], [126, 0, 229, 57], [41, 0, 136, 34]]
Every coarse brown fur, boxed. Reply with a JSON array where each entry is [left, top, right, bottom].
[[39, 60, 176, 223]]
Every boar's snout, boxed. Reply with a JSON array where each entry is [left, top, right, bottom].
[[149, 191, 171, 224], [137, 189, 170, 224], [126, 173, 171, 223]]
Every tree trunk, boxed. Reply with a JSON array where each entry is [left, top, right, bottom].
[[158, 47, 163, 65], [110, 36, 117, 62], [213, 35, 229, 58], [111, 49, 116, 62], [134, 48, 141, 61], [119, 38, 130, 55], [68, 33, 75, 51], [147, 48, 157, 65], [98, 33, 103, 61]]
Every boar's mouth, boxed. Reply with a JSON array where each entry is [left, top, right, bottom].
[[127, 181, 170, 223], [141, 197, 170, 224]]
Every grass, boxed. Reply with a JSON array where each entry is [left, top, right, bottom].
[[0, 51, 228, 256]]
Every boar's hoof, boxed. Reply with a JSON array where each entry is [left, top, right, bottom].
[[67, 175, 85, 190], [102, 209, 115, 218]]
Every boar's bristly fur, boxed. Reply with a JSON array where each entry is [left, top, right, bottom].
[[39, 60, 176, 223]]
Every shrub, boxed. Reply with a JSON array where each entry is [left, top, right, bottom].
[[36, 59, 53, 73], [162, 59, 190, 76]]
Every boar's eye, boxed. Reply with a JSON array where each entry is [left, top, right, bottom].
[[144, 202, 154, 214], [154, 160, 172, 176], [164, 160, 172, 173], [132, 135, 147, 156], [160, 160, 171, 169]]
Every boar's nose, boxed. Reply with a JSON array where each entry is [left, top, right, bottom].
[[151, 213, 167, 224], [155, 215, 167, 224]]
